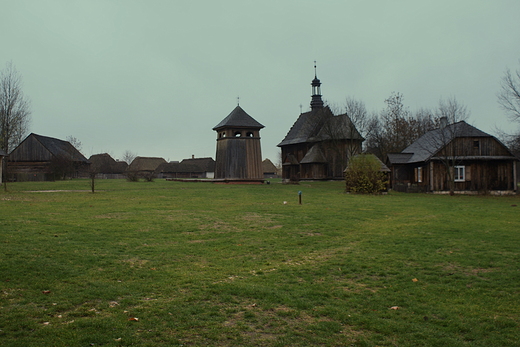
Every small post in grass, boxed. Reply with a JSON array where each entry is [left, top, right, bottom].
[[298, 190, 302, 205]]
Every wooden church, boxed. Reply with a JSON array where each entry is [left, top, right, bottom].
[[278, 69, 364, 180], [213, 105, 264, 181]]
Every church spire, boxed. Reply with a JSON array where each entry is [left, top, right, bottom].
[[310, 61, 324, 110]]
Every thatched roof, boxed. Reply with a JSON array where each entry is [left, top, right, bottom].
[[157, 157, 215, 173], [262, 158, 278, 173], [128, 157, 167, 172], [89, 153, 128, 173]]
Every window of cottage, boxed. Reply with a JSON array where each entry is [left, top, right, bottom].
[[246, 132, 254, 137], [473, 140, 480, 149], [234, 131, 241, 137], [454, 166, 465, 182]]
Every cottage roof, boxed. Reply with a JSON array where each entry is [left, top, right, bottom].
[[262, 158, 278, 173], [179, 157, 215, 172], [158, 157, 215, 173], [0, 149, 6, 156], [128, 157, 167, 171], [213, 106, 264, 130], [89, 153, 128, 173], [387, 153, 414, 165], [396, 121, 493, 164]]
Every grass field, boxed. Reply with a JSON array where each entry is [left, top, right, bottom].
[[1, 179, 519, 346]]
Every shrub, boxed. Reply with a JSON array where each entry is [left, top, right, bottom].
[[345, 154, 388, 194], [125, 171, 140, 182]]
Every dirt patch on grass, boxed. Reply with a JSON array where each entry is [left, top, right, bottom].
[[122, 257, 149, 268], [440, 263, 500, 276]]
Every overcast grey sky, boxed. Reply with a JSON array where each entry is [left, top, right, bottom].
[[2, 0, 519, 162]]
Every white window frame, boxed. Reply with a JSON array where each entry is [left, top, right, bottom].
[[454, 166, 465, 182], [417, 167, 422, 183]]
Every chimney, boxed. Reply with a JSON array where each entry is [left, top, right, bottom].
[[192, 154, 195, 159]]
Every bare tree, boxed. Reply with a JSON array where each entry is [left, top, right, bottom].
[[498, 63, 520, 122], [366, 92, 417, 161], [0, 61, 31, 154], [419, 97, 471, 194], [435, 97, 469, 124], [66, 136, 83, 153], [122, 150, 137, 164]]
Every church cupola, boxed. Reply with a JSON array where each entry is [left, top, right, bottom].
[[310, 62, 324, 110]]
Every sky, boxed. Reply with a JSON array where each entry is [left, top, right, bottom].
[[2, 0, 520, 163]]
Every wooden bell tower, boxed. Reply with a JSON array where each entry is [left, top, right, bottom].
[[213, 105, 264, 180]]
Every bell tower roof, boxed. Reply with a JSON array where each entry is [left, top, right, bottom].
[[213, 105, 264, 131]]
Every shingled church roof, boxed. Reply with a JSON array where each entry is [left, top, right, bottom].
[[278, 106, 364, 147]]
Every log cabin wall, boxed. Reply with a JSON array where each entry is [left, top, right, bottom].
[[437, 137, 511, 157]]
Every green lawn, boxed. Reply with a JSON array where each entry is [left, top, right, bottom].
[[1, 179, 519, 346]]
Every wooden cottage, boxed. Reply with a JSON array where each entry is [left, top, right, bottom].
[[7, 133, 90, 181], [262, 158, 279, 178], [88, 153, 128, 179], [157, 157, 215, 179], [278, 71, 364, 180], [213, 106, 264, 180], [0, 149, 6, 184], [387, 121, 518, 194]]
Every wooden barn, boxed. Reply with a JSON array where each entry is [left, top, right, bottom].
[[0, 149, 6, 184], [387, 121, 518, 194], [157, 157, 215, 179], [7, 133, 90, 181], [278, 71, 364, 180], [88, 153, 128, 179], [213, 105, 264, 180]]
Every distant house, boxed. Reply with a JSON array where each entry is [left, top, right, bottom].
[[278, 72, 364, 180], [127, 157, 167, 178], [88, 153, 128, 179], [262, 158, 279, 178], [157, 157, 215, 179], [0, 149, 6, 184], [387, 121, 518, 194], [8, 133, 90, 181]]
